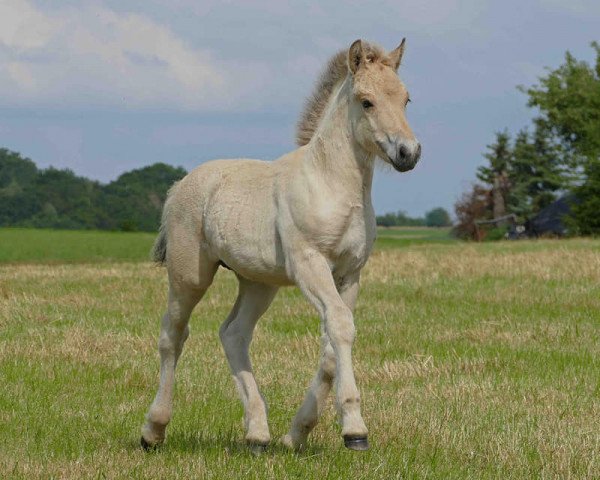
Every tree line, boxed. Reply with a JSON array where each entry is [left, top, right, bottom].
[[1, 147, 455, 232], [376, 207, 452, 227], [0, 149, 186, 232], [454, 42, 600, 239]]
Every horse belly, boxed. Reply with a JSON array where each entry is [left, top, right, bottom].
[[202, 172, 292, 285]]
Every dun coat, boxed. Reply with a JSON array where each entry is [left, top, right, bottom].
[[141, 38, 421, 451]]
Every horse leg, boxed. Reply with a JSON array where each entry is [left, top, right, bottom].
[[282, 273, 360, 449], [141, 240, 217, 449], [287, 252, 368, 450], [219, 277, 278, 450]]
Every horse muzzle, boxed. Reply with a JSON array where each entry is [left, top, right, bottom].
[[378, 139, 421, 172]]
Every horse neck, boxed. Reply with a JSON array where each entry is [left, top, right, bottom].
[[307, 76, 375, 201]]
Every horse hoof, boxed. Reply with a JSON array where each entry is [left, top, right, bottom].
[[248, 442, 269, 456], [140, 436, 159, 451], [343, 435, 369, 451]]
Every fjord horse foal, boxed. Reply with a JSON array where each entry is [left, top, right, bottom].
[[141, 39, 421, 452]]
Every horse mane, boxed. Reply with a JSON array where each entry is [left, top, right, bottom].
[[295, 41, 388, 147]]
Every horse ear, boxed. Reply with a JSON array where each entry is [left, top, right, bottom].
[[389, 38, 406, 70], [348, 39, 364, 74]]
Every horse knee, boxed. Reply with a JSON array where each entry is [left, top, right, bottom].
[[326, 305, 355, 346]]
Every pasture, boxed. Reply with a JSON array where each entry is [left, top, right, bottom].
[[0, 228, 598, 478]]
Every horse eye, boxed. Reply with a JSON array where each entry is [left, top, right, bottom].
[[406, 97, 411, 106], [361, 99, 374, 109]]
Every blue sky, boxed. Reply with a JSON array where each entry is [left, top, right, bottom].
[[1, 0, 599, 215]]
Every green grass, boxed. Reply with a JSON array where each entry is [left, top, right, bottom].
[[0, 228, 599, 478], [0, 228, 155, 263], [0, 227, 456, 263], [376, 226, 457, 248]]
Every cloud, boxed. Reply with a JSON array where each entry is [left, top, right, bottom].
[[0, 0, 267, 111], [0, 0, 493, 112], [537, 0, 600, 16]]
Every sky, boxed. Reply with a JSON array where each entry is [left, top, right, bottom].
[[1, 0, 599, 216]]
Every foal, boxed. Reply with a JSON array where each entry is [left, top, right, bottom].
[[141, 39, 420, 452]]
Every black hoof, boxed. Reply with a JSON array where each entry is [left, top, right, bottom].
[[343, 435, 369, 451], [140, 436, 158, 451]]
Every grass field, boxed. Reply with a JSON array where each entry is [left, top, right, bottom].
[[0, 228, 599, 478], [0, 228, 156, 264]]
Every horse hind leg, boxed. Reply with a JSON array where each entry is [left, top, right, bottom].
[[281, 328, 336, 450], [141, 241, 217, 449], [219, 277, 278, 451]]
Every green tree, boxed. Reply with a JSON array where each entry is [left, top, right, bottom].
[[26, 167, 104, 229], [0, 148, 38, 191], [507, 125, 565, 220], [524, 42, 600, 165], [425, 207, 451, 227], [0, 149, 39, 225], [524, 42, 600, 234], [0, 149, 187, 232], [477, 131, 511, 220], [102, 163, 187, 231], [376, 210, 425, 227], [570, 162, 600, 235], [477, 131, 511, 186]]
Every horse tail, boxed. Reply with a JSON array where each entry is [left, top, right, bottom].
[[151, 180, 180, 265], [152, 227, 167, 265]]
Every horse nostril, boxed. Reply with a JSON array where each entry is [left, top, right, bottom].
[[398, 145, 410, 161], [416, 143, 422, 159]]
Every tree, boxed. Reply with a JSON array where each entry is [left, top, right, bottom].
[[524, 42, 600, 165], [0, 149, 39, 225], [0, 148, 38, 191], [101, 163, 187, 231], [453, 184, 493, 240], [507, 125, 565, 220], [477, 131, 511, 221], [375, 210, 425, 227], [0, 149, 187, 232], [570, 161, 600, 235], [524, 42, 600, 234], [425, 207, 451, 227]]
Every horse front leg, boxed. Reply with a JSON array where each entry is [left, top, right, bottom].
[[282, 272, 361, 450], [285, 253, 368, 450]]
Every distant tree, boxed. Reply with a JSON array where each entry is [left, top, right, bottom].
[[102, 163, 187, 231], [0, 149, 188, 232], [425, 207, 451, 227], [0, 148, 38, 190], [376, 210, 425, 227], [453, 184, 493, 240], [376, 212, 397, 227], [524, 42, 600, 233], [26, 167, 104, 229], [507, 126, 565, 220], [477, 131, 511, 222], [569, 161, 600, 235], [524, 42, 600, 167], [0, 149, 39, 225]]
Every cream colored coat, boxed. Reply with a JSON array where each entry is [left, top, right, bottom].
[[141, 39, 421, 452]]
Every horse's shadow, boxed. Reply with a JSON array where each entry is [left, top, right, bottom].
[[130, 432, 326, 457]]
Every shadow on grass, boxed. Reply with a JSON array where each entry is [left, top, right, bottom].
[[130, 431, 326, 457]]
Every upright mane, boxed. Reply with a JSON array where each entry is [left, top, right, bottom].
[[295, 41, 389, 146]]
